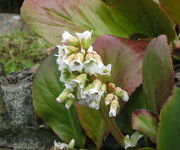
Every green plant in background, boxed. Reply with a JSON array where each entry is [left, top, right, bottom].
[[21, 0, 180, 149], [0, 30, 52, 73]]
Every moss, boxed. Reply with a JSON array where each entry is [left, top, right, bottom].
[[0, 30, 52, 73]]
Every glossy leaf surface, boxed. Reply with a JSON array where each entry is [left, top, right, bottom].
[[21, 0, 175, 44], [142, 35, 174, 113], [76, 104, 107, 149], [93, 35, 148, 94], [158, 88, 180, 150], [32, 52, 85, 147]]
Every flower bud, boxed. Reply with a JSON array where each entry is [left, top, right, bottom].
[[109, 83, 116, 89], [65, 98, 75, 109], [101, 83, 107, 93], [54, 140, 68, 150], [76, 31, 92, 49], [109, 98, 120, 117], [61, 31, 79, 46], [67, 139, 75, 149], [56, 89, 71, 103], [114, 87, 129, 102], [105, 93, 114, 105]]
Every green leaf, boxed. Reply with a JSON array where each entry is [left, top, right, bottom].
[[32, 52, 85, 148], [100, 99, 125, 146], [116, 86, 147, 133], [21, 0, 175, 44], [136, 147, 156, 150], [157, 88, 180, 150], [76, 104, 107, 149], [93, 35, 148, 94], [160, 0, 180, 24], [132, 109, 158, 142], [142, 35, 174, 113]]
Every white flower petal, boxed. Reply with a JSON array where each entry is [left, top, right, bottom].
[[122, 91, 129, 102], [87, 46, 94, 52], [76, 31, 92, 40], [109, 107, 117, 117], [54, 140, 68, 150], [124, 131, 143, 149], [61, 31, 74, 43]]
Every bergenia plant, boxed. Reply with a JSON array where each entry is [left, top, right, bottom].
[[55, 30, 128, 116], [21, 0, 180, 149]]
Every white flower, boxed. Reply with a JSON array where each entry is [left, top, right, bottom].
[[124, 131, 143, 149], [68, 139, 75, 149], [76, 31, 92, 40], [89, 100, 100, 110], [122, 90, 129, 102], [54, 140, 68, 150], [109, 98, 119, 117], [76, 31, 92, 49], [81, 80, 106, 109], [56, 89, 71, 103], [83, 52, 111, 76], [115, 87, 129, 102], [54, 139, 75, 150], [87, 46, 94, 53], [59, 69, 70, 83], [65, 98, 75, 109], [105, 93, 114, 105], [65, 53, 84, 72], [61, 31, 74, 43], [61, 31, 79, 46], [65, 73, 87, 91]]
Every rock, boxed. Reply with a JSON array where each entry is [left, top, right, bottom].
[[0, 66, 58, 150], [0, 13, 28, 35]]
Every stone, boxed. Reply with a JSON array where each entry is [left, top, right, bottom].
[[0, 13, 28, 35], [0, 67, 58, 150]]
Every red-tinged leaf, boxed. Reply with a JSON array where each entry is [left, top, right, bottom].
[[142, 35, 174, 113], [132, 109, 158, 143], [160, 0, 180, 24], [93, 35, 148, 95], [76, 104, 107, 149], [21, 0, 175, 45], [157, 88, 180, 150]]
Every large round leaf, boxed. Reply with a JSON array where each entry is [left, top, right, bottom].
[[93, 35, 148, 94], [142, 35, 174, 113], [157, 88, 180, 150], [32, 52, 85, 147], [21, 0, 175, 44]]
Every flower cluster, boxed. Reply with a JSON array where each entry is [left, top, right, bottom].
[[55, 31, 129, 117], [54, 139, 75, 150]]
